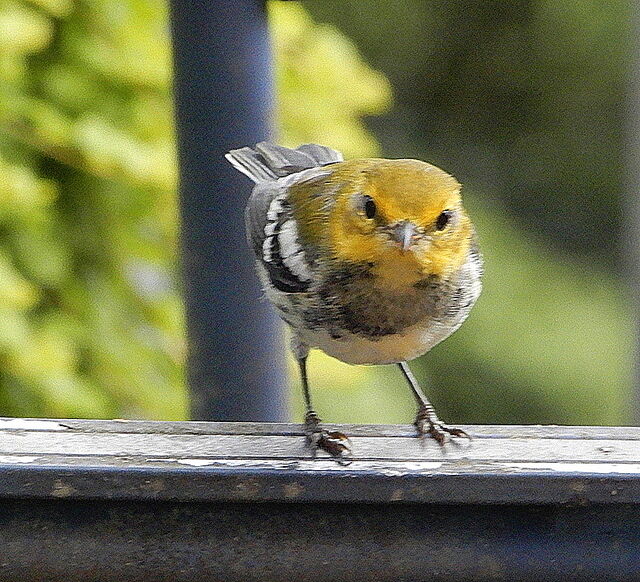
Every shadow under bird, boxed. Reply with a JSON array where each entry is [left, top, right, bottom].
[[226, 142, 482, 462]]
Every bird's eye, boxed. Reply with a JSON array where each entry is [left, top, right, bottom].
[[435, 210, 452, 230], [363, 196, 377, 219]]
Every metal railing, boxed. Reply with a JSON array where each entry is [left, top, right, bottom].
[[0, 418, 638, 581]]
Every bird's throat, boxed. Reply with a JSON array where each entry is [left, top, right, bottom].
[[371, 252, 426, 290]]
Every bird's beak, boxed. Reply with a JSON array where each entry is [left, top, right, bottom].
[[391, 221, 418, 252]]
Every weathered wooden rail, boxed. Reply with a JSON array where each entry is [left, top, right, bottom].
[[1, 418, 639, 581]]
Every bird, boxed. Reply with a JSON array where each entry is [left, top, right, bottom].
[[226, 142, 482, 461]]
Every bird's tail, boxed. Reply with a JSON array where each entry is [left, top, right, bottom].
[[225, 142, 343, 183]]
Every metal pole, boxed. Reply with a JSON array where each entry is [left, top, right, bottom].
[[169, 0, 288, 421]]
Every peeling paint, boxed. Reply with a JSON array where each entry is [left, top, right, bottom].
[[295, 460, 444, 473], [507, 463, 640, 474], [147, 458, 446, 474], [0, 419, 68, 431], [0, 456, 38, 464], [380, 469, 409, 477], [177, 459, 217, 467], [146, 458, 178, 463], [403, 462, 444, 471]]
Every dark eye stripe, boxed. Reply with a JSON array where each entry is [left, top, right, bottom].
[[436, 210, 452, 230]]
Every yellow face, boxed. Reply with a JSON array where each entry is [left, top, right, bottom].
[[326, 159, 473, 288]]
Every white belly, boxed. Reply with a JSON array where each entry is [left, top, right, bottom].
[[299, 319, 461, 365]]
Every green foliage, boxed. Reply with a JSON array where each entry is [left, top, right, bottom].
[[270, 2, 391, 157], [1, 0, 181, 418], [0, 0, 391, 419]]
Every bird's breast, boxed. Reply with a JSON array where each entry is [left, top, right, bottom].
[[262, 247, 482, 365]]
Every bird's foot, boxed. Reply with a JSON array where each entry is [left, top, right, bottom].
[[414, 406, 470, 446], [304, 411, 352, 464]]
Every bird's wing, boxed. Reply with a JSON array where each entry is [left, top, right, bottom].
[[230, 143, 343, 294], [245, 167, 332, 294]]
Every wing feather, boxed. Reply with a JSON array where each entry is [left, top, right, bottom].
[[229, 143, 344, 293]]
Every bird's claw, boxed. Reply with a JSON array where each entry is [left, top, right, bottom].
[[308, 430, 352, 463], [304, 411, 352, 464], [414, 408, 470, 446]]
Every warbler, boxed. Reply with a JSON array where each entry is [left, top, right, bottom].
[[226, 142, 482, 461]]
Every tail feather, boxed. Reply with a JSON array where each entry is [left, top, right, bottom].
[[254, 143, 317, 176], [296, 143, 343, 166], [224, 147, 278, 183], [225, 142, 343, 183]]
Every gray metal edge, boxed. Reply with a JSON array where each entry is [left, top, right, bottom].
[[0, 418, 639, 504]]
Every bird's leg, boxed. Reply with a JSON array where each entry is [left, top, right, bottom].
[[298, 356, 352, 463], [397, 361, 470, 445]]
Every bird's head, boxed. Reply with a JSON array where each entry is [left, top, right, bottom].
[[325, 159, 474, 287]]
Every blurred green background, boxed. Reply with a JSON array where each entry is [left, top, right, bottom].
[[0, 0, 633, 425]]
